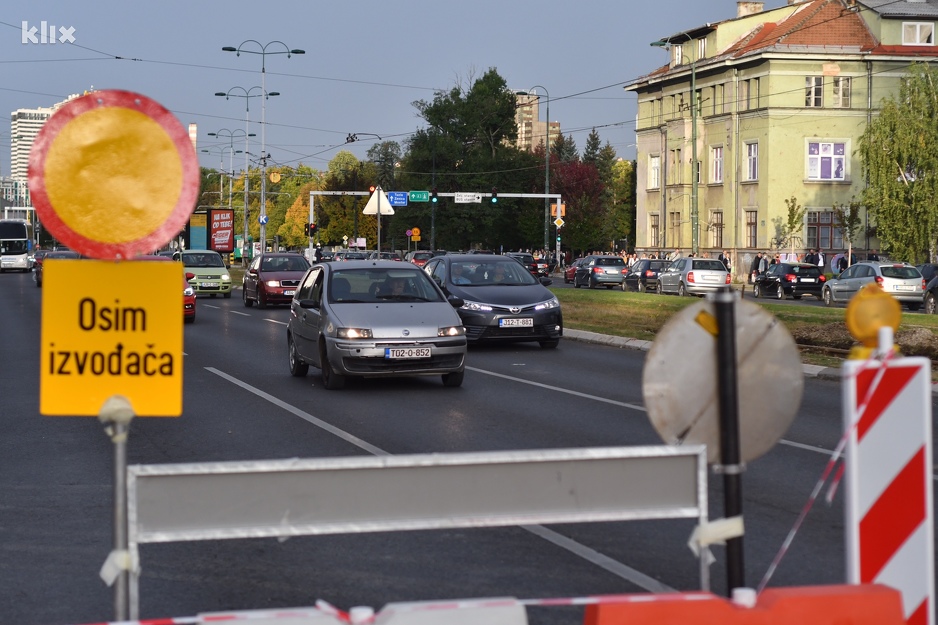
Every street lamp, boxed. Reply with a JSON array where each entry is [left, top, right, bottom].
[[209, 128, 255, 266], [651, 35, 698, 255], [223, 40, 304, 253], [518, 86, 551, 254], [200, 145, 239, 207]]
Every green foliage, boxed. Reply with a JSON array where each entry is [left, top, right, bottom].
[[772, 195, 807, 253], [832, 198, 863, 249], [552, 133, 579, 163], [859, 63, 938, 263]]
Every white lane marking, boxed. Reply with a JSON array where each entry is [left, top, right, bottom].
[[466, 366, 645, 411], [232, 311, 251, 317], [204, 304, 221, 309], [206, 366, 666, 592], [265, 319, 288, 326]]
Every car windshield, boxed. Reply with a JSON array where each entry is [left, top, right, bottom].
[[464, 261, 538, 286], [881, 266, 921, 279], [261, 256, 309, 272], [692, 260, 726, 271], [329, 268, 445, 303], [182, 252, 225, 268]]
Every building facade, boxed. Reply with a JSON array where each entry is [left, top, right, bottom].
[[625, 0, 938, 270], [513, 92, 561, 153]]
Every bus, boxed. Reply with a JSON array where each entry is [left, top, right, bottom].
[[0, 219, 34, 272]]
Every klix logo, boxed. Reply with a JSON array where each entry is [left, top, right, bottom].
[[22, 21, 76, 44]]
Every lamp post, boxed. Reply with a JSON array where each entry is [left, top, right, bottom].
[[209, 128, 254, 265], [200, 145, 238, 206], [651, 36, 698, 255], [223, 41, 304, 253], [216, 86, 273, 262], [518, 86, 551, 253]]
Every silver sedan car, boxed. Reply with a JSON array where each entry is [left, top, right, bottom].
[[657, 257, 731, 296], [822, 261, 925, 310], [287, 260, 467, 389]]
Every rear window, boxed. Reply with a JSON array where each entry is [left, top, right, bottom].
[[649, 261, 670, 271], [789, 265, 821, 277], [692, 260, 726, 271], [881, 266, 921, 279], [595, 257, 625, 266]]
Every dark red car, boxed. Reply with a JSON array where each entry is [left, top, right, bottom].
[[242, 252, 311, 308]]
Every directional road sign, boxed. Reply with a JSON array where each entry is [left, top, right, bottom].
[[409, 191, 430, 202], [258, 214, 268, 225], [454, 192, 482, 204], [387, 192, 409, 207]]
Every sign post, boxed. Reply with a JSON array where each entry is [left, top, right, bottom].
[[27, 90, 199, 621]]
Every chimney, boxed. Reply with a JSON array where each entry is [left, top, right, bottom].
[[737, 1, 765, 16]]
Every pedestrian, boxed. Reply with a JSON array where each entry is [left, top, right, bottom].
[[804, 249, 818, 266], [817, 249, 825, 270], [868, 249, 880, 262], [759, 252, 769, 274], [837, 254, 848, 272], [749, 252, 763, 283]]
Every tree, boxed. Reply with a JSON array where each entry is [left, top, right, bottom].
[[832, 198, 863, 267], [858, 62, 938, 263], [582, 129, 602, 166], [772, 196, 807, 257], [552, 133, 579, 163]]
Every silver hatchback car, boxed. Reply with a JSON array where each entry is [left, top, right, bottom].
[[821, 261, 925, 310], [657, 257, 731, 296]]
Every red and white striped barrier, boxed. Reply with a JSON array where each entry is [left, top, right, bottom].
[[843, 356, 935, 625]]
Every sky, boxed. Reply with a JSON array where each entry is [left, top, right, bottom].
[[0, 1, 789, 179]]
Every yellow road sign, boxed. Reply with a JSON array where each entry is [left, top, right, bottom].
[[411, 227, 421, 236], [554, 218, 565, 228], [551, 203, 566, 217], [40, 260, 184, 416]]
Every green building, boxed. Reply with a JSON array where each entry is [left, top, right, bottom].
[[625, 0, 938, 272]]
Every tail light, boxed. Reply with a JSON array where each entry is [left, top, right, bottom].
[[592, 267, 603, 274], [725, 273, 731, 285], [819, 275, 827, 283], [621, 268, 628, 275], [687, 271, 696, 283], [645, 270, 654, 277], [923, 279, 927, 290], [784, 273, 797, 283], [874, 276, 884, 286]]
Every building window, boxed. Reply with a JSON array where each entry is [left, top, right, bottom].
[[715, 84, 724, 115], [697, 37, 706, 61], [807, 141, 846, 181], [807, 211, 844, 249], [746, 211, 758, 248], [669, 211, 682, 248], [710, 211, 724, 248], [805, 76, 823, 107], [650, 214, 660, 248], [711, 146, 724, 184], [739, 80, 750, 111], [649, 155, 660, 189], [832, 77, 851, 108], [903, 22, 934, 45], [745, 142, 759, 181], [672, 44, 684, 66], [669, 148, 682, 185]]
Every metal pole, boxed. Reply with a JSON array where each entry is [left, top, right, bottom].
[[714, 288, 745, 594], [259, 58, 268, 253], [691, 56, 699, 255], [377, 185, 382, 253], [243, 113, 250, 266]]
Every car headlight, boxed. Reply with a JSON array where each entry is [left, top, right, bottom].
[[438, 325, 466, 337], [337, 327, 373, 339], [221, 273, 231, 281], [460, 299, 493, 312], [183, 286, 195, 297], [265, 280, 280, 287], [534, 297, 560, 311]]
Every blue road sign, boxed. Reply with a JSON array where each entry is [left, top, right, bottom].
[[387, 192, 409, 207], [258, 214, 269, 225]]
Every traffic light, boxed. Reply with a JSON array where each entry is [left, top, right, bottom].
[[491, 187, 498, 203], [308, 223, 317, 236], [369, 184, 376, 194], [431, 188, 438, 203], [556, 235, 561, 243]]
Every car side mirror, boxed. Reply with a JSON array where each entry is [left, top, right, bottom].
[[539, 277, 552, 286], [447, 295, 464, 308], [298, 298, 318, 310]]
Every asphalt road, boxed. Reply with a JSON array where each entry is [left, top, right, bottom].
[[0, 270, 934, 625]]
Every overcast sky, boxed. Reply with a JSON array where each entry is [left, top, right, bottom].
[[1, 1, 788, 178]]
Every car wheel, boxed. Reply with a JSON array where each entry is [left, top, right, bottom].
[[319, 341, 345, 390], [637, 281, 646, 293], [776, 286, 785, 300], [926, 292, 937, 314], [678, 283, 688, 297], [573, 276, 580, 288], [823, 287, 834, 307], [907, 302, 922, 312], [257, 290, 268, 309], [657, 280, 665, 294], [539, 339, 559, 349], [792, 295, 802, 300], [753, 284, 761, 298], [243, 287, 254, 307], [442, 370, 464, 387], [223, 291, 232, 299], [288, 334, 309, 377]]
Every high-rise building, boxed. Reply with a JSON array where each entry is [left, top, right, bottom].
[[513, 92, 560, 153]]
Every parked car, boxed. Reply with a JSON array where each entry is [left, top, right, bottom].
[[405, 250, 434, 267], [423, 254, 562, 348], [657, 257, 731, 296], [916, 263, 938, 286], [622, 258, 671, 292], [564, 257, 588, 284], [333, 250, 367, 262], [752, 262, 826, 300], [180, 250, 232, 298], [34, 250, 80, 288], [367, 251, 402, 261], [822, 261, 925, 310], [287, 260, 467, 389], [137, 254, 197, 323], [924, 276, 938, 314], [572, 255, 627, 289], [243, 252, 311, 309]]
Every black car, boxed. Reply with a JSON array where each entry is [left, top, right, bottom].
[[752, 262, 826, 300], [423, 254, 563, 348], [622, 258, 671, 292], [923, 273, 938, 314], [505, 252, 540, 276]]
